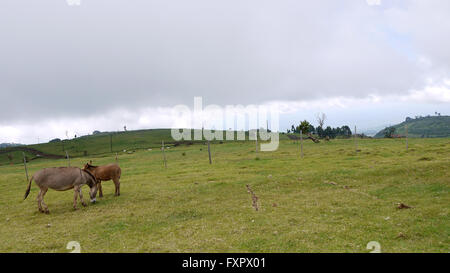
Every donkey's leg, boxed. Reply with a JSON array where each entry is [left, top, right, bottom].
[[78, 187, 87, 207], [97, 181, 103, 198], [73, 186, 79, 210], [113, 178, 120, 196], [37, 189, 44, 213], [40, 188, 49, 214]]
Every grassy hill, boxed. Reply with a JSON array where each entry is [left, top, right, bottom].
[[0, 129, 172, 165], [0, 129, 289, 165], [375, 116, 450, 138]]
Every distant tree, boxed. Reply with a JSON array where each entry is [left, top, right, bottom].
[[324, 126, 333, 138], [341, 126, 352, 137], [124, 125, 127, 131], [383, 127, 396, 138], [405, 117, 412, 122], [316, 112, 326, 128], [316, 126, 324, 138], [49, 138, 61, 143], [92, 130, 101, 135], [299, 120, 312, 134]]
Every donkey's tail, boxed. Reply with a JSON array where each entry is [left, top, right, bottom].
[[24, 176, 34, 200]]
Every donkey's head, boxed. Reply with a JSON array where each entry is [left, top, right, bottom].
[[83, 162, 98, 171], [82, 168, 98, 203]]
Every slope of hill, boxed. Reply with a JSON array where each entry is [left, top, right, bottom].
[[374, 115, 450, 138], [0, 129, 178, 165], [0, 129, 287, 165]]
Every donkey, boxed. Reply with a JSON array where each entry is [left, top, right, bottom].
[[24, 167, 98, 214], [83, 163, 122, 197]]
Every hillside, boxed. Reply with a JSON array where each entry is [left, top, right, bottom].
[[374, 115, 450, 138], [0, 129, 181, 165], [0, 129, 287, 165]]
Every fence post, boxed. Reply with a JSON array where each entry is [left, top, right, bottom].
[[22, 152, 29, 181], [300, 130, 304, 158], [110, 134, 113, 153], [405, 124, 408, 151], [115, 152, 118, 162], [65, 151, 70, 167], [255, 130, 258, 155], [354, 125, 358, 153], [162, 140, 167, 168], [208, 141, 212, 164]]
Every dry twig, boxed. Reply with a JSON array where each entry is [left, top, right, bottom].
[[246, 185, 259, 211]]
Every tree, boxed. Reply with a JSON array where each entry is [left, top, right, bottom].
[[316, 126, 324, 138], [316, 112, 326, 128], [324, 126, 333, 138], [341, 126, 352, 137], [299, 120, 312, 134], [383, 127, 396, 138]]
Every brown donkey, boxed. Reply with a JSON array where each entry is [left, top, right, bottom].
[[24, 167, 98, 213], [83, 163, 122, 197]]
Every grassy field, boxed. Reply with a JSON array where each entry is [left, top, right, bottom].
[[0, 137, 449, 253], [0, 129, 256, 165], [0, 129, 176, 165]]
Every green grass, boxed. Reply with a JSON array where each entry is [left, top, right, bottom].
[[0, 129, 261, 165], [0, 137, 449, 253]]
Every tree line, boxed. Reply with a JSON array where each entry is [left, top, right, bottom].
[[286, 120, 353, 139]]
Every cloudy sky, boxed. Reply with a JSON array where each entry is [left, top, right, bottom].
[[1, 0, 449, 144]]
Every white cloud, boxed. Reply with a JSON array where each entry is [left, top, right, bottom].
[[2, 80, 448, 144], [0, 1, 449, 143]]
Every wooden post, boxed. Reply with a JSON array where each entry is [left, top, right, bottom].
[[110, 134, 113, 153], [22, 152, 29, 181], [162, 140, 167, 168], [65, 151, 70, 167], [405, 124, 408, 151], [354, 125, 358, 153], [300, 130, 304, 158], [115, 152, 118, 162], [255, 130, 258, 154], [207, 141, 212, 164]]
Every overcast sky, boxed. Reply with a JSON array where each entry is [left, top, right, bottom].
[[1, 0, 449, 144]]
